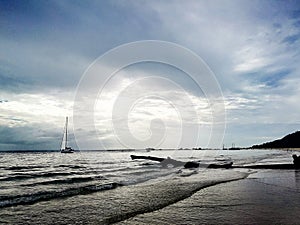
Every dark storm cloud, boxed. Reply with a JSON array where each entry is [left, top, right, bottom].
[[0, 124, 66, 150]]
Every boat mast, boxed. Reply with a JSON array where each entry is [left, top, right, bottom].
[[65, 117, 68, 149]]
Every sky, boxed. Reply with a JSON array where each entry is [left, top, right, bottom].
[[1, 0, 300, 150]]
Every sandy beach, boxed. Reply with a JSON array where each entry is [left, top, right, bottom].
[[1, 168, 300, 224], [120, 170, 300, 225]]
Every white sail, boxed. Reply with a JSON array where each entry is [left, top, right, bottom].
[[60, 117, 74, 153]]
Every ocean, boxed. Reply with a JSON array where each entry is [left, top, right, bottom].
[[0, 149, 299, 224]]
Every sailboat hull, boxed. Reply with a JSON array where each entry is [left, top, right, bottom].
[[61, 150, 74, 153], [61, 147, 74, 153]]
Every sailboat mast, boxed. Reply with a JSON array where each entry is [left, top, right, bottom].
[[65, 117, 68, 149]]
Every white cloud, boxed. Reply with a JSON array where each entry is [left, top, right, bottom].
[[0, 92, 73, 125], [1, 0, 300, 149]]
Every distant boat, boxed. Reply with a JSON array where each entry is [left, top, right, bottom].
[[146, 148, 155, 152], [60, 117, 74, 153]]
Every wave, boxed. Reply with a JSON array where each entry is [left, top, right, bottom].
[[2, 165, 47, 170], [19, 175, 107, 186], [0, 172, 77, 182], [54, 165, 87, 169], [0, 165, 159, 183], [0, 182, 120, 208], [102, 171, 250, 224]]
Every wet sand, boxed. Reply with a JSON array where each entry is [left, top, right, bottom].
[[120, 169, 300, 225], [1, 166, 299, 224]]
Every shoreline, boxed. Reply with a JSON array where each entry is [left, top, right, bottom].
[[121, 169, 300, 225], [251, 148, 300, 151], [0, 170, 248, 225]]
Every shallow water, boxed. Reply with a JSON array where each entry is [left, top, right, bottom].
[[0, 149, 298, 224], [0, 169, 248, 224], [122, 170, 300, 225]]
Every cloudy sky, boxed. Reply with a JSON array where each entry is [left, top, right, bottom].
[[1, 0, 300, 150]]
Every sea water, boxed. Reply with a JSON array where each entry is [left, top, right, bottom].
[[0, 149, 298, 224]]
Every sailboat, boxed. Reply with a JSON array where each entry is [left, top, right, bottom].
[[60, 117, 74, 153]]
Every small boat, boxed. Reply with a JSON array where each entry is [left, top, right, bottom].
[[146, 148, 154, 152], [60, 117, 74, 153]]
